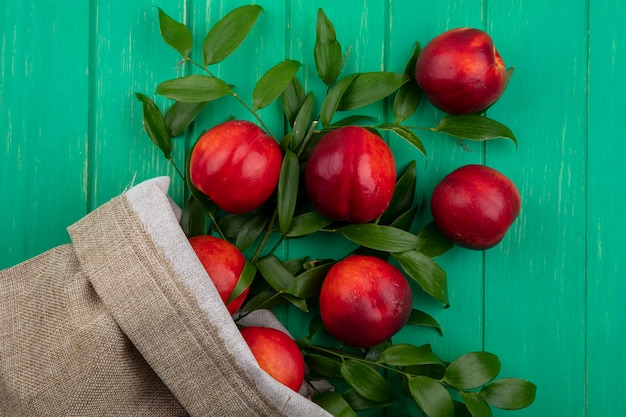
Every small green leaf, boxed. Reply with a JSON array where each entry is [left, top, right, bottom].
[[433, 115, 517, 146], [460, 392, 493, 417], [344, 389, 397, 411], [179, 195, 206, 238], [394, 42, 423, 123], [164, 101, 207, 137], [283, 262, 333, 298], [286, 212, 335, 237], [157, 8, 193, 57], [407, 309, 443, 336], [313, 391, 359, 417], [380, 344, 444, 367], [329, 115, 379, 127], [218, 211, 258, 239], [480, 379, 537, 410], [235, 211, 269, 251], [281, 77, 307, 126], [341, 359, 392, 403], [339, 224, 419, 253], [305, 354, 343, 378], [203, 4, 263, 65], [290, 92, 315, 153], [253, 59, 302, 110], [135, 93, 172, 159], [320, 73, 358, 127], [392, 250, 448, 305], [380, 161, 417, 225], [256, 255, 295, 292], [278, 150, 300, 235], [443, 352, 501, 390], [226, 260, 256, 304], [337, 72, 409, 111], [156, 75, 232, 102], [241, 288, 286, 313], [408, 376, 455, 417], [314, 8, 343, 86], [378, 123, 427, 159], [415, 222, 454, 258]]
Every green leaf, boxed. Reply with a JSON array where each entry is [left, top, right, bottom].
[[284, 262, 333, 298], [164, 101, 207, 137], [290, 92, 315, 153], [226, 260, 257, 304], [433, 115, 517, 146], [480, 378, 537, 410], [314, 8, 343, 86], [379, 161, 417, 225], [235, 211, 269, 251], [305, 354, 343, 378], [256, 255, 295, 292], [394, 42, 423, 123], [329, 115, 379, 127], [415, 222, 454, 258], [202, 4, 263, 65], [157, 8, 193, 57], [281, 77, 307, 126], [443, 352, 501, 390], [390, 206, 419, 232], [339, 224, 419, 253], [344, 389, 397, 411], [337, 72, 409, 111], [341, 359, 392, 403], [218, 211, 258, 239], [156, 74, 232, 102], [378, 122, 427, 159], [277, 150, 300, 235], [320, 73, 358, 127], [286, 212, 335, 237], [380, 344, 444, 367], [460, 392, 493, 417], [241, 288, 286, 313], [253, 59, 302, 110], [313, 392, 358, 417], [407, 309, 443, 336], [135, 93, 172, 159], [392, 250, 448, 305], [408, 376, 455, 417], [179, 195, 206, 238]]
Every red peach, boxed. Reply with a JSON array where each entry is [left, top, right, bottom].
[[415, 28, 508, 114], [188, 235, 250, 314], [189, 120, 282, 214]]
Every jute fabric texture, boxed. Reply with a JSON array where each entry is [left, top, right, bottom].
[[0, 177, 331, 417]]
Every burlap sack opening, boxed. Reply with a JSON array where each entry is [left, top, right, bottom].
[[0, 177, 331, 417]]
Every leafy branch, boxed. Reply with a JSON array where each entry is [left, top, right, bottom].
[[134, 5, 534, 417]]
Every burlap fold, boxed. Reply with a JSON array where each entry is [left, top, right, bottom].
[[0, 177, 331, 417]]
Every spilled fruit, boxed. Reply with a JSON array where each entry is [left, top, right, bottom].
[[415, 28, 508, 115], [319, 255, 413, 348], [304, 126, 396, 223], [430, 164, 521, 250], [189, 235, 250, 314], [189, 120, 283, 214], [240, 326, 305, 392]]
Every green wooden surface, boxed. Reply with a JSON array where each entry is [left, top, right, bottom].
[[1, 0, 624, 416]]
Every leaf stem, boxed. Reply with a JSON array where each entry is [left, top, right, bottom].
[[184, 57, 276, 140], [168, 157, 185, 181], [251, 208, 279, 263]]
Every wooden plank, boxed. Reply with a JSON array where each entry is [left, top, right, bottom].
[[0, 1, 89, 269], [89, 0, 187, 208], [587, 0, 626, 415], [386, 0, 487, 362], [486, 1, 588, 416]]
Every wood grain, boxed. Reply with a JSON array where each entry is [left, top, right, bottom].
[[1, 1, 624, 416]]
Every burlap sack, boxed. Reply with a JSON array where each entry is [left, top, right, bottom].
[[0, 177, 331, 417]]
